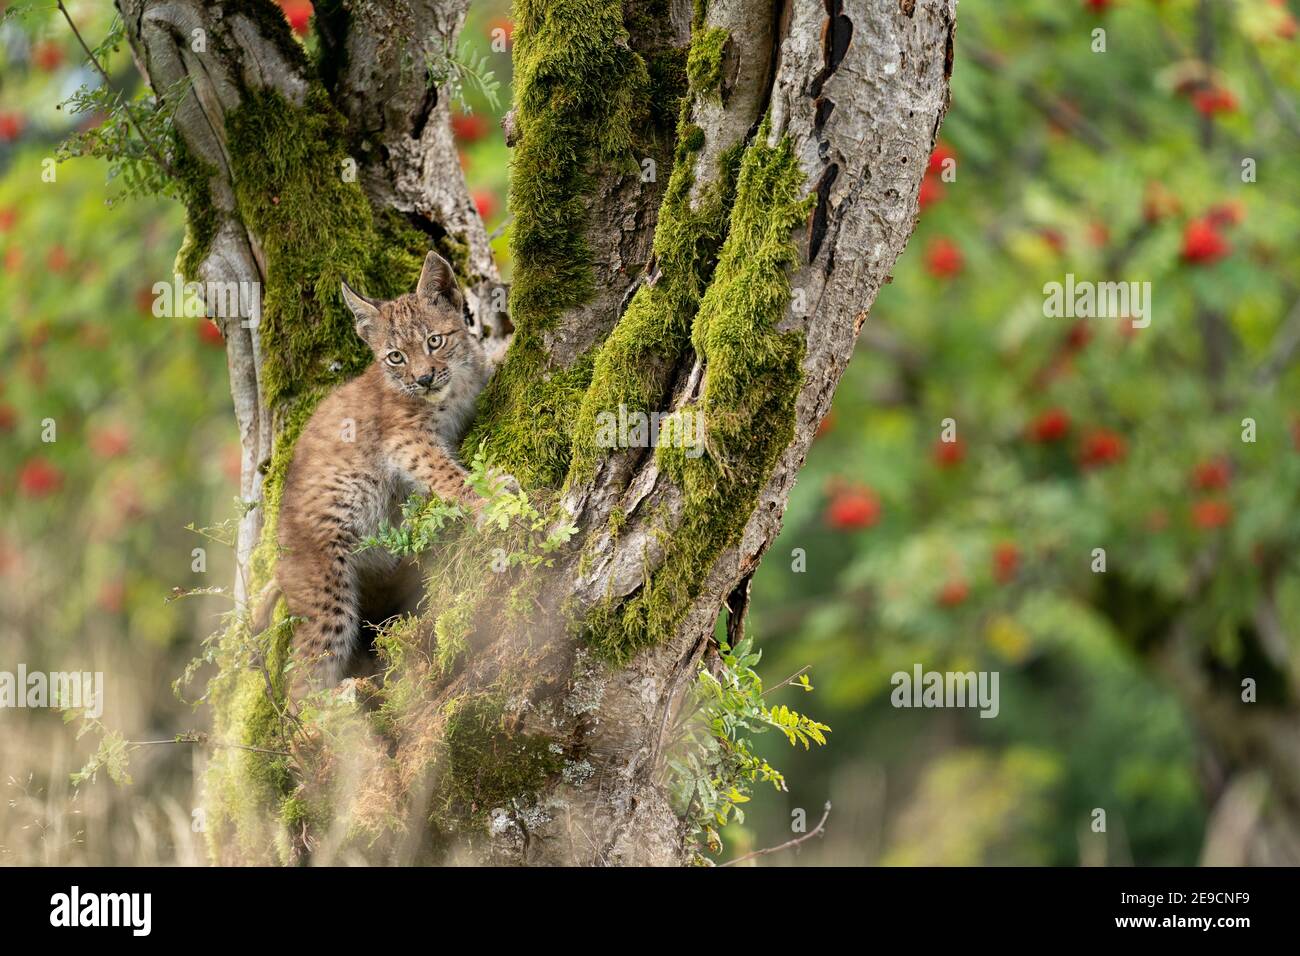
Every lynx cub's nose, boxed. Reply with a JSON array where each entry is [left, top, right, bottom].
[[416, 372, 435, 387]]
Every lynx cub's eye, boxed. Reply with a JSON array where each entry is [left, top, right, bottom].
[[426, 333, 445, 352], [385, 350, 406, 366]]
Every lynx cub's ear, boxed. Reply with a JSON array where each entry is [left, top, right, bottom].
[[341, 279, 380, 336], [416, 250, 458, 304]]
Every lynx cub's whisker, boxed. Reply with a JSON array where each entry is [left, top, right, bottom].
[[274, 251, 504, 694]]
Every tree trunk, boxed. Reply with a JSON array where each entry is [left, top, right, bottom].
[[121, 0, 954, 865]]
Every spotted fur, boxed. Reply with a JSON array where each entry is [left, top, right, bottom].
[[276, 252, 490, 691]]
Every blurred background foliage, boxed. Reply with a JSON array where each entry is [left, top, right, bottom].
[[1, 0, 1297, 865]]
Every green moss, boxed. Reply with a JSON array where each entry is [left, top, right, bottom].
[[463, 0, 648, 486], [228, 87, 415, 412], [438, 695, 563, 826], [686, 27, 729, 95], [434, 595, 473, 675], [461, 334, 596, 488], [644, 47, 689, 141], [584, 124, 812, 662], [203, 603, 294, 864], [562, 16, 746, 489], [172, 136, 218, 281], [564, 138, 741, 487]]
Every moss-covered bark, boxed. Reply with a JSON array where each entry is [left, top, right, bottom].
[[460, 0, 650, 488], [584, 125, 812, 661]]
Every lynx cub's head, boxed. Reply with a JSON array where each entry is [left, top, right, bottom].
[[341, 251, 485, 401]]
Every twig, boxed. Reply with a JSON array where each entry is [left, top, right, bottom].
[[126, 737, 291, 757], [1254, 292, 1300, 386], [1244, 40, 1300, 144], [720, 801, 831, 867], [55, 1, 176, 178], [761, 665, 811, 697]]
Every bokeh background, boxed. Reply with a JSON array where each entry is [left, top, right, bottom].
[[2, 0, 1298, 865]]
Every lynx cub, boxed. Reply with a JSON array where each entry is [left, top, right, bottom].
[[275, 251, 493, 689]]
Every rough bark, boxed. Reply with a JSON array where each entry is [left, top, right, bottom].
[[123, 0, 954, 865]]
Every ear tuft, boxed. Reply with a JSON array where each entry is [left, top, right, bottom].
[[416, 250, 458, 303], [341, 279, 380, 332]]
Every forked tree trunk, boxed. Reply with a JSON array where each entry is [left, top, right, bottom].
[[120, 0, 954, 864]]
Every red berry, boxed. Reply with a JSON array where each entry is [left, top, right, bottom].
[[18, 457, 63, 497], [933, 437, 965, 468], [1078, 428, 1127, 469], [1065, 320, 1092, 352], [1028, 407, 1071, 443], [927, 142, 955, 175], [223, 443, 244, 483], [47, 246, 70, 273], [472, 189, 497, 221], [1205, 201, 1245, 228], [1181, 217, 1231, 265], [135, 286, 157, 315], [938, 578, 969, 606], [0, 207, 16, 231], [280, 1, 313, 36], [992, 542, 1020, 584], [1192, 87, 1237, 116], [924, 237, 964, 278], [1191, 457, 1231, 491], [826, 487, 881, 530], [90, 424, 131, 459], [1083, 0, 1112, 12], [0, 112, 26, 142], [451, 112, 489, 143], [198, 320, 224, 347], [917, 176, 945, 209], [32, 40, 64, 72], [815, 410, 836, 438], [1191, 498, 1232, 529], [487, 17, 515, 44]]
